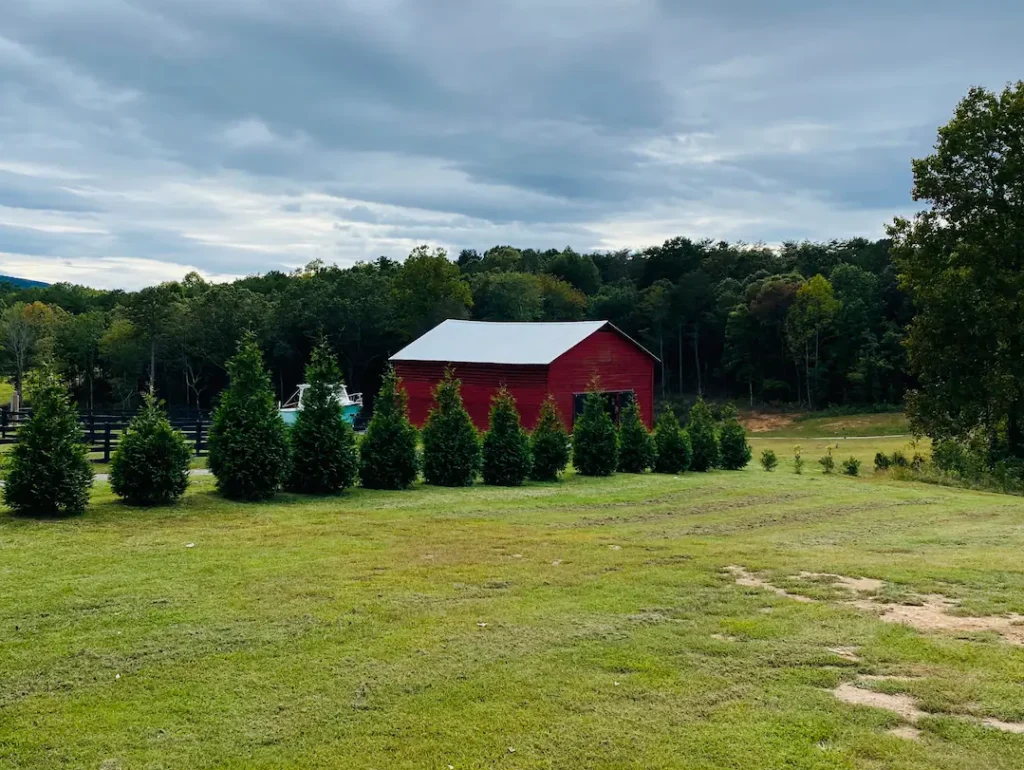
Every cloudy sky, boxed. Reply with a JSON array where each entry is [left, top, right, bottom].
[[1, 1, 1021, 289]]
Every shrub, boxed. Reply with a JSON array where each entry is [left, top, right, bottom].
[[530, 395, 570, 481], [842, 456, 861, 476], [688, 398, 719, 472], [617, 401, 655, 473], [931, 440, 966, 475], [653, 408, 691, 474], [286, 341, 358, 495], [819, 447, 835, 474], [359, 366, 419, 489], [110, 394, 191, 505], [3, 369, 92, 516], [911, 453, 926, 472], [208, 336, 291, 501], [422, 368, 481, 487], [572, 390, 618, 476], [760, 449, 778, 472], [793, 445, 804, 474], [874, 452, 891, 471], [482, 386, 531, 486], [719, 418, 752, 470], [890, 450, 909, 468]]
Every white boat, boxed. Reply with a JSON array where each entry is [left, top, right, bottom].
[[279, 383, 363, 425]]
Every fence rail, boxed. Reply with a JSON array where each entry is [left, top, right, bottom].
[[0, 409, 211, 463]]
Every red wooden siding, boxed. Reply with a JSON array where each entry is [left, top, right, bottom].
[[547, 329, 655, 429], [394, 361, 549, 430]]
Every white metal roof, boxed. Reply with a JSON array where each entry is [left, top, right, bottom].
[[390, 320, 614, 365]]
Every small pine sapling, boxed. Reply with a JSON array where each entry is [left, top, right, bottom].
[[482, 386, 531, 486], [422, 368, 481, 487], [529, 395, 570, 481], [617, 401, 655, 473], [358, 366, 419, 489], [572, 388, 618, 477], [653, 408, 692, 474]]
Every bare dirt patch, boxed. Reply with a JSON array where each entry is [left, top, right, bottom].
[[740, 413, 796, 433], [851, 595, 1024, 646], [726, 565, 1024, 647], [799, 572, 885, 594], [832, 677, 1024, 735], [828, 647, 860, 662], [833, 682, 925, 721], [724, 566, 814, 603]]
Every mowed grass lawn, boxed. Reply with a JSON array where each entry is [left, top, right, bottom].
[[4, 448, 1024, 767]]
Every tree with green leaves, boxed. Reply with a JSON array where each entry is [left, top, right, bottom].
[[422, 368, 481, 486], [110, 394, 192, 506], [890, 82, 1024, 459], [99, 316, 147, 409], [393, 246, 473, 339], [688, 397, 719, 471], [653, 408, 691, 473], [545, 248, 601, 295], [3, 369, 93, 516], [719, 418, 753, 470], [54, 310, 108, 411], [617, 401, 655, 473], [482, 386, 532, 486], [529, 395, 570, 481], [786, 275, 840, 409], [287, 341, 359, 495], [1, 301, 58, 400], [470, 272, 543, 321], [572, 389, 618, 476], [358, 366, 419, 489], [207, 336, 290, 501]]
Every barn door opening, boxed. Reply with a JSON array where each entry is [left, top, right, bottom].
[[572, 390, 635, 427]]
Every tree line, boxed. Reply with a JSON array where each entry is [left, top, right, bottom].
[[0, 236, 911, 413]]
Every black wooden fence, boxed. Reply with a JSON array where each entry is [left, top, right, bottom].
[[0, 409, 212, 464]]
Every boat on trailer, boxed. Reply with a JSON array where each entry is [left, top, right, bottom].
[[279, 383, 363, 425]]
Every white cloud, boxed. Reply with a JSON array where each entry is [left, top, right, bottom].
[[0, 0, 1022, 288]]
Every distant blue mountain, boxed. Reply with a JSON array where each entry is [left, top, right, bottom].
[[0, 274, 49, 289]]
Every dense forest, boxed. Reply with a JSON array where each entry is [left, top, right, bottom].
[[0, 236, 911, 413]]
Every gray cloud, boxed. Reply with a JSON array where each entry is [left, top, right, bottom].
[[0, 0, 1022, 288]]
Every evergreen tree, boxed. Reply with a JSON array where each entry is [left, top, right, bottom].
[[207, 336, 290, 501], [110, 393, 191, 505], [653, 408, 692, 474], [617, 401, 655, 473], [3, 369, 93, 516], [719, 418, 753, 470], [482, 386, 532, 486], [422, 368, 481, 487], [287, 341, 359, 495], [358, 366, 419, 489], [688, 397, 720, 472], [530, 395, 570, 481], [572, 390, 618, 476]]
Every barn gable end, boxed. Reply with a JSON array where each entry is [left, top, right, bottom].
[[548, 329, 656, 429], [390, 320, 658, 432]]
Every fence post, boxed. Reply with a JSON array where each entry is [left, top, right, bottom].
[[88, 412, 95, 445], [103, 424, 112, 463], [1, 410, 7, 442], [195, 418, 204, 456]]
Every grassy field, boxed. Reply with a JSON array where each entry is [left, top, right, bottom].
[[3, 432, 1024, 768], [746, 412, 919, 469]]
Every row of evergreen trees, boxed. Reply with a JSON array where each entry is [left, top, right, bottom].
[[2, 337, 753, 516], [572, 390, 752, 476]]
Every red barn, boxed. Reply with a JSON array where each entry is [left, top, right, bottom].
[[390, 320, 658, 431]]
